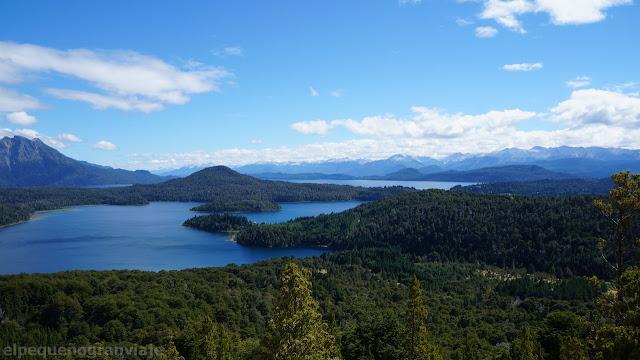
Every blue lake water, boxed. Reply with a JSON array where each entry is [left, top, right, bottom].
[[273, 179, 475, 190], [0, 201, 364, 275]]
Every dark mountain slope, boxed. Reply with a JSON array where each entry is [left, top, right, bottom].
[[364, 165, 579, 182], [0, 136, 168, 187], [130, 166, 413, 202]]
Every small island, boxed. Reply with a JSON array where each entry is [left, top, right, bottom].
[[183, 213, 252, 232], [190, 199, 282, 213]]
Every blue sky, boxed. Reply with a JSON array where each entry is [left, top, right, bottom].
[[0, 0, 639, 170]]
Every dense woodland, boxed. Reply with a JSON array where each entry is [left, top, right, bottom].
[[183, 213, 251, 232], [226, 190, 615, 279], [190, 200, 282, 213], [0, 171, 639, 358], [0, 167, 410, 228], [452, 178, 614, 197]]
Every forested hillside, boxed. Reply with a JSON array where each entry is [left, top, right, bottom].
[[0, 166, 412, 227], [0, 251, 606, 360], [452, 177, 614, 196], [227, 190, 615, 278]]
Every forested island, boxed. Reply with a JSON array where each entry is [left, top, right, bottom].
[[183, 213, 252, 232], [190, 200, 282, 213]]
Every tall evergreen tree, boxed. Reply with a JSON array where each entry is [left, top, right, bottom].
[[159, 331, 185, 360], [594, 171, 640, 299], [509, 327, 543, 360], [403, 275, 442, 360], [263, 263, 341, 360]]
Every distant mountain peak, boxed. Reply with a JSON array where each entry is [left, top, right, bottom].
[[0, 136, 169, 187]]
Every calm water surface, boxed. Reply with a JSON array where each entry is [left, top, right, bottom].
[[273, 179, 475, 190], [0, 201, 363, 274]]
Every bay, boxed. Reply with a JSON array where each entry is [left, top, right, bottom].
[[0, 201, 363, 274]]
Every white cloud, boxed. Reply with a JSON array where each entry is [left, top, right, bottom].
[[536, 0, 632, 25], [0, 41, 232, 112], [456, 18, 475, 26], [566, 76, 591, 88], [90, 140, 119, 151], [329, 108, 538, 138], [310, 86, 319, 97], [6, 111, 37, 126], [291, 120, 334, 136], [475, 26, 499, 38], [480, 0, 535, 34], [46, 88, 164, 113], [0, 128, 83, 149], [331, 89, 345, 98], [502, 62, 543, 71], [248, 139, 263, 144], [212, 46, 244, 58], [113, 87, 640, 170], [0, 87, 43, 112], [550, 89, 640, 127], [57, 133, 86, 143], [479, 0, 632, 33]]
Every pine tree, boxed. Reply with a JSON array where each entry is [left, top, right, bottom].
[[510, 327, 543, 360], [403, 275, 442, 360], [263, 263, 341, 360], [158, 331, 185, 360], [594, 170, 640, 300]]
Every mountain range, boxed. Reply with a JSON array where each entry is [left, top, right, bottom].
[[155, 146, 640, 180], [0, 136, 171, 187]]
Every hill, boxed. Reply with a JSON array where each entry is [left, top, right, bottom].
[[0, 136, 169, 187], [364, 165, 579, 182], [231, 189, 615, 278], [452, 178, 615, 196], [0, 166, 414, 227], [129, 166, 413, 203]]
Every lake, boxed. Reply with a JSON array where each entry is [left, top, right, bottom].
[[0, 201, 364, 275], [273, 179, 475, 190]]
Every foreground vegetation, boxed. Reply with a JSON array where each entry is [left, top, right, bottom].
[[1, 171, 638, 359], [207, 190, 611, 279]]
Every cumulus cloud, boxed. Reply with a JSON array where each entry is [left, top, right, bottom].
[[502, 62, 543, 71], [114, 87, 640, 170], [327, 108, 539, 138], [6, 111, 37, 126], [290, 120, 333, 136], [479, 0, 631, 33], [550, 89, 640, 127], [90, 140, 119, 151], [475, 26, 499, 38], [566, 76, 592, 88], [536, 0, 632, 25], [0, 41, 232, 112], [480, 0, 535, 34], [310, 86, 319, 97]]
